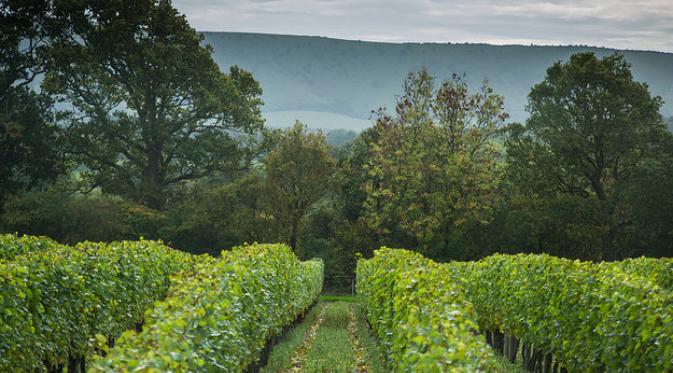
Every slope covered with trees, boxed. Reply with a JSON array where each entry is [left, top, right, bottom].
[[203, 32, 673, 128]]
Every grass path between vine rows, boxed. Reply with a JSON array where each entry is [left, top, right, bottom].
[[261, 296, 525, 372], [261, 297, 386, 372]]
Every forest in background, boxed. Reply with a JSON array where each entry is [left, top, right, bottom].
[[2, 0, 673, 291], [201, 32, 673, 128]]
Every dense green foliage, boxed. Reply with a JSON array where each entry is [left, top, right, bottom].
[[264, 122, 336, 249], [462, 254, 673, 372], [2, 189, 165, 245], [2, 1, 672, 297], [604, 257, 673, 291], [0, 236, 190, 371], [42, 0, 264, 209], [93, 244, 323, 372], [356, 248, 499, 371], [358, 249, 673, 372], [0, 233, 60, 260], [350, 70, 507, 256], [0, 1, 65, 207], [0, 86, 64, 207], [506, 53, 670, 260]]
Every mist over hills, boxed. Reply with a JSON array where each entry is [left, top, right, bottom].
[[202, 32, 673, 130]]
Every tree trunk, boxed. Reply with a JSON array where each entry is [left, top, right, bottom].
[[46, 361, 64, 373], [505, 333, 519, 363], [290, 217, 299, 250], [522, 342, 533, 371], [532, 348, 544, 372], [67, 355, 85, 373], [485, 329, 493, 347], [543, 352, 553, 373], [503, 330, 511, 358], [144, 140, 164, 209], [492, 330, 504, 354]]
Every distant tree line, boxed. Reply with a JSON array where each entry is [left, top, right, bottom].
[[2, 1, 672, 291]]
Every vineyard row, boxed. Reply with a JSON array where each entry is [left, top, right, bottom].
[[0, 234, 323, 372], [357, 249, 673, 372]]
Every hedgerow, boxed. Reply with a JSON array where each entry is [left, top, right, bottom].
[[0, 238, 190, 371], [92, 243, 323, 372], [356, 248, 499, 372], [464, 254, 673, 372]]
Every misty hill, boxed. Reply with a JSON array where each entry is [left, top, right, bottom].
[[203, 32, 673, 130]]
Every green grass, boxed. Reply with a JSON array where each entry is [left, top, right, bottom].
[[263, 298, 520, 373], [353, 304, 387, 372], [303, 302, 355, 372], [319, 295, 357, 303], [261, 303, 322, 372]]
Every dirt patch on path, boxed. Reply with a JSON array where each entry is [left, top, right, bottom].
[[288, 305, 326, 372], [347, 304, 369, 373]]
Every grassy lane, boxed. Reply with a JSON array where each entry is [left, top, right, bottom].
[[348, 304, 371, 372], [262, 297, 387, 373], [263, 297, 526, 372], [262, 303, 325, 372], [352, 304, 387, 373], [302, 302, 356, 372]]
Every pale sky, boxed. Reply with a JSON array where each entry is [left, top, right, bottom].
[[172, 0, 673, 53]]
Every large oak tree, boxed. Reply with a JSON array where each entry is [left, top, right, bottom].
[[506, 52, 670, 259], [1, 1, 65, 207], [44, 0, 263, 208]]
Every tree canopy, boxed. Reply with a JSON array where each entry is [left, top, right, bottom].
[[342, 70, 508, 258], [0, 0, 65, 206], [1, 0, 672, 282], [43, 0, 263, 208], [264, 122, 336, 249], [506, 52, 670, 259]]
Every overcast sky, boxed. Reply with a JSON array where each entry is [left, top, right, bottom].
[[172, 0, 673, 53]]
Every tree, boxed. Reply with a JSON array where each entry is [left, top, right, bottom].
[[160, 171, 275, 255], [506, 52, 668, 260], [1, 183, 163, 244], [0, 0, 50, 100], [354, 69, 507, 258], [264, 122, 336, 250], [0, 89, 64, 207], [1, 1, 65, 207], [44, 0, 263, 209]]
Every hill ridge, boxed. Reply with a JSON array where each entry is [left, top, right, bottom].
[[201, 32, 673, 129]]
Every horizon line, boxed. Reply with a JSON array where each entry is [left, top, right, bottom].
[[196, 30, 673, 55]]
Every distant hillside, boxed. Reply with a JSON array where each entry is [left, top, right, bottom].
[[203, 32, 673, 130]]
